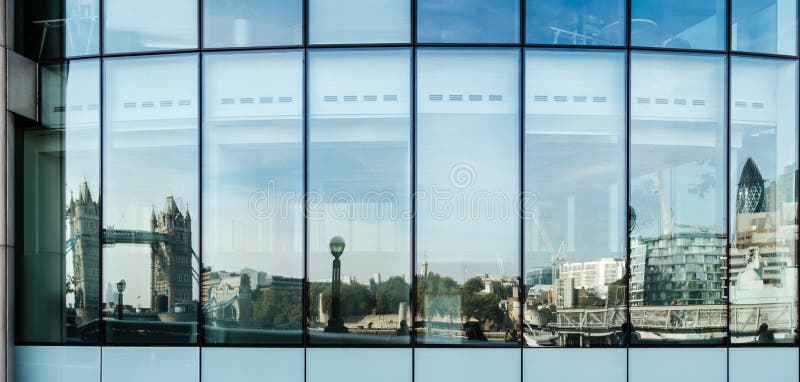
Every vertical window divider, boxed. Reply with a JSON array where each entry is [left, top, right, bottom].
[[302, 0, 311, 363], [795, 0, 800, 348], [197, 0, 205, 361], [410, 0, 418, 357], [725, 0, 733, 355], [98, 0, 106, 350], [624, 0, 632, 356], [518, 0, 526, 367]]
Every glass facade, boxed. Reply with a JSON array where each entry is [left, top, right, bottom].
[[7, 0, 800, 381]]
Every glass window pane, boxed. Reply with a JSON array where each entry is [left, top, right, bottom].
[[17, 59, 100, 344], [308, 49, 411, 345], [418, 0, 520, 43], [102, 347, 199, 382], [523, 348, 626, 381], [28, 0, 99, 59], [732, 0, 797, 55], [631, 0, 726, 50], [526, 0, 625, 46], [203, 0, 302, 48], [630, 52, 727, 345], [524, 50, 626, 347], [202, 51, 304, 345], [307, 349, 411, 382], [15, 346, 101, 382], [67, 0, 100, 56], [415, 349, 520, 382], [104, 0, 198, 54], [202, 348, 304, 382], [416, 48, 520, 345], [103, 54, 199, 344], [730, 57, 797, 344], [729, 348, 799, 382], [629, 348, 727, 382], [309, 0, 410, 44]]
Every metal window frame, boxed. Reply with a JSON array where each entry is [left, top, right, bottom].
[[8, 3, 800, 380]]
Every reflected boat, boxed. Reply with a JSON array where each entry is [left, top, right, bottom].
[[523, 322, 558, 347]]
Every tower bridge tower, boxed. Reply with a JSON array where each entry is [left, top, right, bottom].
[[68, 180, 100, 324], [150, 194, 193, 314]]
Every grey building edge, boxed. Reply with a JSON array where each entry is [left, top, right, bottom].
[[2, 0, 9, 379]]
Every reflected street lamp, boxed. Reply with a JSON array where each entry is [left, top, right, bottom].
[[116, 279, 126, 320], [324, 236, 348, 333]]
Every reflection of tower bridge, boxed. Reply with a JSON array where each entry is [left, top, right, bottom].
[[67, 181, 196, 317]]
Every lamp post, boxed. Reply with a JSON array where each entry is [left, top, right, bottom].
[[116, 279, 126, 320], [324, 236, 348, 333]]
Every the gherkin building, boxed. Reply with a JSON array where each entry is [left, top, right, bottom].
[[736, 157, 767, 214]]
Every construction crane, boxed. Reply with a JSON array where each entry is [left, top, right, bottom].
[[530, 210, 567, 280]]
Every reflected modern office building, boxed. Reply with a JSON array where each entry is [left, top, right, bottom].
[[0, 0, 799, 382]]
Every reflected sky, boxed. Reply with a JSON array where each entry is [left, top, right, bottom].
[[526, 0, 625, 46], [631, 0, 725, 50], [104, 0, 197, 54], [309, 0, 410, 44], [204, 0, 302, 48], [418, 0, 520, 43], [630, 52, 727, 238], [524, 50, 625, 268], [416, 48, 520, 281], [732, 0, 797, 55], [308, 49, 411, 282], [203, 51, 304, 278]]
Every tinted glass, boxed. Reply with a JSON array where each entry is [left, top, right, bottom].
[[15, 346, 101, 382], [16, 59, 100, 344], [66, 0, 100, 56], [309, 0, 410, 44], [631, 0, 726, 50], [104, 0, 198, 54], [202, 348, 304, 382], [630, 52, 727, 345], [729, 57, 797, 344], [202, 51, 304, 344], [103, 54, 199, 344], [523, 348, 626, 381], [416, 48, 520, 345], [524, 50, 626, 347], [307, 49, 411, 345], [307, 349, 412, 382], [732, 0, 797, 55], [203, 0, 302, 48], [418, 0, 520, 43], [101, 347, 199, 382], [629, 348, 727, 382], [526, 0, 625, 46], [26, 0, 99, 59]]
